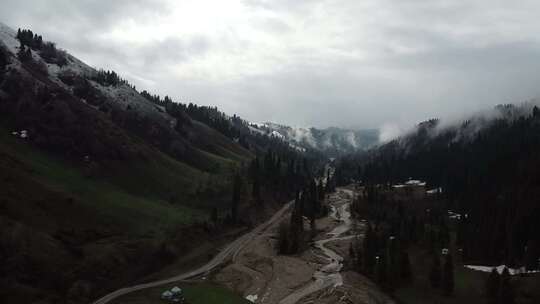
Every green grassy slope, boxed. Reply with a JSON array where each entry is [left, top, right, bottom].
[[114, 282, 251, 304], [0, 123, 251, 303], [0, 126, 246, 235], [0, 25, 256, 303]]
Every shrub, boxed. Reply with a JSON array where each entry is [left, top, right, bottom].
[[40, 42, 68, 66]]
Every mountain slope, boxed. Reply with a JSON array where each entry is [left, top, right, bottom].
[[336, 103, 540, 268], [1, 23, 252, 167], [0, 21, 329, 304], [0, 22, 261, 303]]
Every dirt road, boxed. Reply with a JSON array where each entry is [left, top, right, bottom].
[[91, 200, 295, 304]]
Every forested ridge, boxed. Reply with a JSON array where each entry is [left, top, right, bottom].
[[339, 103, 540, 268]]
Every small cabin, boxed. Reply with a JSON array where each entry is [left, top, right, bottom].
[[161, 286, 184, 303], [391, 179, 426, 201]]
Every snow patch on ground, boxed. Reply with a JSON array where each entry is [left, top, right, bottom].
[[464, 265, 540, 275], [271, 130, 284, 139], [246, 294, 258, 302], [91, 81, 175, 126], [0, 22, 175, 128], [405, 179, 426, 186], [0, 22, 20, 54], [11, 130, 29, 139], [248, 125, 265, 135], [427, 187, 442, 194], [447, 210, 462, 220], [289, 143, 306, 152]]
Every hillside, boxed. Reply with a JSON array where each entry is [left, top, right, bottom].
[[337, 102, 540, 268], [333, 103, 540, 304], [0, 22, 315, 303]]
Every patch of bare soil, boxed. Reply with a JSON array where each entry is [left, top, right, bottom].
[[214, 221, 319, 304], [212, 189, 394, 304], [296, 272, 394, 304]]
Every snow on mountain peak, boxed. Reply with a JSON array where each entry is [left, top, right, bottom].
[[0, 22, 175, 128], [0, 22, 21, 54], [248, 121, 378, 156]]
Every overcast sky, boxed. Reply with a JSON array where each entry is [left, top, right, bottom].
[[2, 0, 540, 130]]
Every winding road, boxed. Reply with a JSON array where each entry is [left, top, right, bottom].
[[92, 200, 295, 304]]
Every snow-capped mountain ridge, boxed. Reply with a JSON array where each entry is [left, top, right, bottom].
[[1, 21, 376, 158], [250, 121, 379, 156], [0, 22, 176, 129]]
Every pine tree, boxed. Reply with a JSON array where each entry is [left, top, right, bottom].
[[250, 157, 262, 204], [386, 237, 399, 292], [400, 250, 412, 281], [363, 224, 376, 276], [442, 253, 454, 296], [17, 45, 32, 62], [376, 255, 388, 289], [252, 174, 261, 204], [429, 255, 441, 288], [318, 181, 325, 201], [309, 208, 316, 237], [349, 242, 356, 269], [533, 106, 540, 118], [211, 207, 218, 224], [485, 268, 499, 304], [231, 173, 242, 224], [278, 222, 290, 254], [355, 240, 364, 272], [498, 267, 514, 304], [0, 48, 6, 70], [286, 191, 304, 254], [524, 240, 539, 271], [36, 35, 43, 48]]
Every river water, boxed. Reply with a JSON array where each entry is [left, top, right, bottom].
[[279, 189, 356, 304]]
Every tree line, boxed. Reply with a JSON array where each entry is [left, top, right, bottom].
[[485, 267, 516, 304], [347, 186, 458, 296], [0, 45, 7, 76], [91, 69, 131, 87], [16, 28, 68, 66], [277, 170, 336, 255], [343, 105, 540, 270], [208, 148, 326, 234], [277, 189, 318, 255]]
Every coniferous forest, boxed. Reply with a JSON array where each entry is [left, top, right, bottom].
[[344, 105, 540, 267], [335, 104, 540, 303]]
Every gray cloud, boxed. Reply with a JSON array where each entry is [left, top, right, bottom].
[[2, 0, 540, 130]]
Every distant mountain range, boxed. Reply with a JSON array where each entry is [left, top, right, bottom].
[[249, 122, 379, 157]]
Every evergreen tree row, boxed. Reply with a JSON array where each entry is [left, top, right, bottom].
[[277, 174, 335, 255], [16, 28, 67, 66], [92, 69, 130, 87], [485, 267, 515, 304], [349, 222, 413, 292], [429, 253, 455, 296], [342, 104, 540, 268]]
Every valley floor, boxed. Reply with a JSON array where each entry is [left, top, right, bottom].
[[105, 187, 394, 304], [213, 187, 393, 304]]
